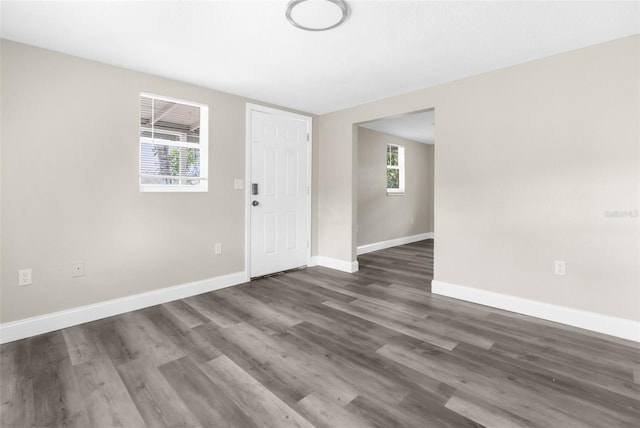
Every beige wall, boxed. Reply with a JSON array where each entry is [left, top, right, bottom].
[[318, 35, 639, 321], [357, 127, 434, 246], [0, 40, 317, 323], [2, 35, 638, 326]]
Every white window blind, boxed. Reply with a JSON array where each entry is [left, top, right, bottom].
[[139, 93, 208, 192]]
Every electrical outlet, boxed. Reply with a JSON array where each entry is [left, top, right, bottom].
[[554, 260, 566, 276], [410, 217, 414, 225], [214, 243, 222, 255], [18, 269, 32, 286], [72, 262, 84, 277]]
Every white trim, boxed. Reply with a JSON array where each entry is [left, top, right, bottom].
[[314, 256, 359, 273], [140, 137, 201, 150], [140, 92, 209, 108], [245, 105, 252, 278], [139, 92, 209, 193], [140, 174, 208, 181], [0, 272, 246, 344], [357, 232, 434, 255], [139, 184, 207, 193], [432, 280, 640, 342], [386, 143, 405, 193], [245, 103, 313, 278]]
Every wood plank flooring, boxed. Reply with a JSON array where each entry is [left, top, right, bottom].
[[2, 239, 639, 427]]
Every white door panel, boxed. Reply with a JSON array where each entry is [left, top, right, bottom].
[[249, 108, 309, 278]]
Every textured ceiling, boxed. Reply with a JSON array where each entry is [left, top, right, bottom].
[[1, 1, 638, 115]]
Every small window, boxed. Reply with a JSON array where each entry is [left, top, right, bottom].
[[139, 93, 208, 192], [387, 144, 405, 194]]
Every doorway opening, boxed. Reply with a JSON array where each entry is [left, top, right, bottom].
[[354, 109, 435, 288]]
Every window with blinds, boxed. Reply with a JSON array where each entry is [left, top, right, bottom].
[[387, 144, 405, 194], [139, 93, 208, 192]]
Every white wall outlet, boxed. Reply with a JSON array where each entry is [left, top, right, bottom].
[[554, 260, 566, 276], [410, 217, 414, 225], [233, 179, 244, 190], [18, 268, 32, 286], [214, 243, 222, 255], [72, 262, 84, 277]]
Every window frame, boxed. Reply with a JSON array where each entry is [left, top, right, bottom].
[[139, 92, 209, 193], [386, 143, 405, 195]]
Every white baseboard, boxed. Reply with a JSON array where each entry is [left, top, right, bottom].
[[357, 232, 434, 255], [432, 280, 640, 342], [310, 256, 359, 273], [0, 271, 247, 344]]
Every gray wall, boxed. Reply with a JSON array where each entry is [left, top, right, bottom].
[[357, 127, 434, 247], [0, 40, 318, 323], [317, 35, 639, 322]]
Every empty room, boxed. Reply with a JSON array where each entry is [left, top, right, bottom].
[[1, 1, 639, 427]]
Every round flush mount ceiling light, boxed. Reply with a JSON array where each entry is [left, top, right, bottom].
[[286, 0, 349, 31]]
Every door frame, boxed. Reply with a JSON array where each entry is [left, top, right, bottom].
[[244, 103, 313, 280]]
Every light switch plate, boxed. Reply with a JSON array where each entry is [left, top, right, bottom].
[[18, 268, 32, 286], [234, 179, 244, 190]]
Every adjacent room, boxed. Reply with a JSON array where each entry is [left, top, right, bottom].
[[1, 1, 639, 427]]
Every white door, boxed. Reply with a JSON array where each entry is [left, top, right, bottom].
[[248, 106, 310, 278]]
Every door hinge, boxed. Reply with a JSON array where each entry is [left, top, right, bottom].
[[307, 133, 310, 142]]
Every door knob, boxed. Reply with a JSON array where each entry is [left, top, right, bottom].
[[252, 200, 259, 207]]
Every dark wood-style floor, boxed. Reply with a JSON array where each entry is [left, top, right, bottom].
[[1, 240, 639, 427]]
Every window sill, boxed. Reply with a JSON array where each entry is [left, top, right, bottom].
[[140, 185, 208, 193], [386, 191, 405, 196]]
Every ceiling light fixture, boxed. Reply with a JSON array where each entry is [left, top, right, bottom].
[[286, 0, 348, 32]]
